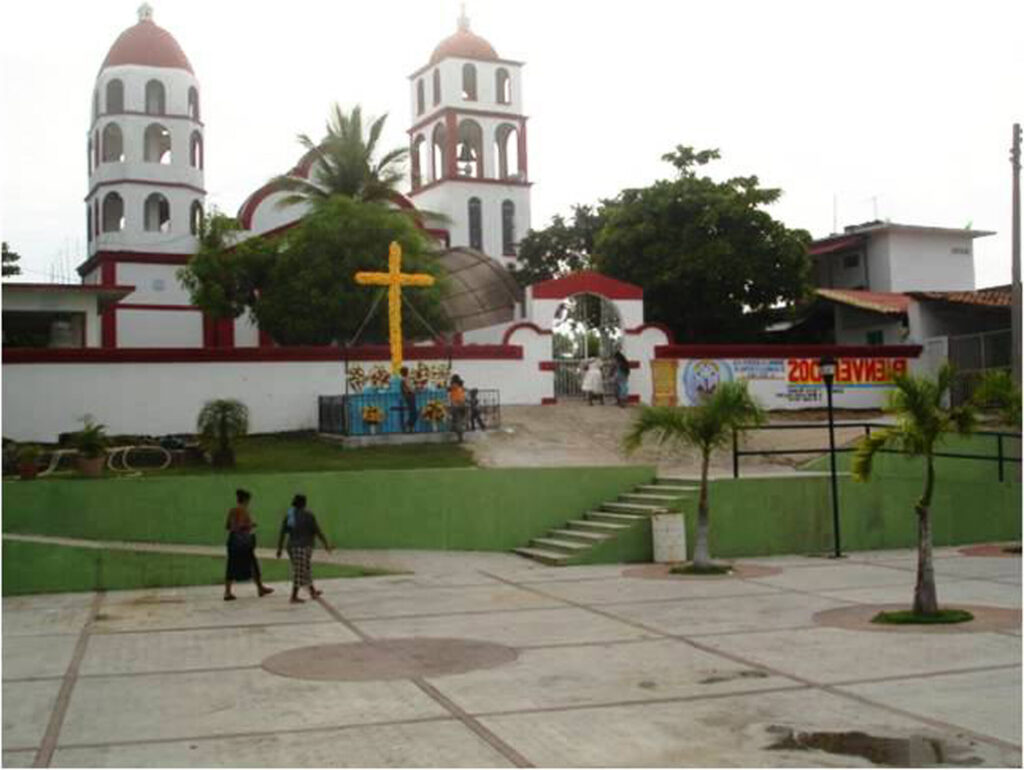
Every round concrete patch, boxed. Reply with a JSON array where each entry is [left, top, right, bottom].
[[261, 637, 519, 681], [622, 562, 783, 580], [813, 604, 1021, 633], [958, 543, 1021, 558]]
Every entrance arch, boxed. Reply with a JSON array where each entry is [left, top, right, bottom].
[[552, 292, 623, 398]]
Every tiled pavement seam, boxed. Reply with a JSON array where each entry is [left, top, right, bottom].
[[480, 570, 1023, 752], [31, 591, 104, 768]]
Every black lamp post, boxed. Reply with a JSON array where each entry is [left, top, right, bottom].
[[820, 355, 842, 558]]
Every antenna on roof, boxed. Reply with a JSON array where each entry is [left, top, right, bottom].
[[138, 3, 153, 23]]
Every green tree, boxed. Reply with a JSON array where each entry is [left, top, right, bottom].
[[179, 197, 448, 346], [2, 242, 22, 277], [971, 369, 1021, 428], [197, 399, 249, 468], [271, 104, 408, 208], [510, 205, 604, 287], [853, 365, 976, 616], [594, 147, 812, 341], [623, 382, 766, 570]]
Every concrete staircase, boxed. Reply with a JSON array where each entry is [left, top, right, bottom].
[[514, 477, 696, 566]]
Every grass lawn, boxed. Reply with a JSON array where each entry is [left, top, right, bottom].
[[2, 540, 397, 596]]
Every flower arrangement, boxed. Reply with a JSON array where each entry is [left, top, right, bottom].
[[369, 365, 392, 390], [421, 400, 447, 428], [347, 366, 366, 392], [412, 362, 431, 391], [361, 405, 383, 425], [430, 364, 450, 389]]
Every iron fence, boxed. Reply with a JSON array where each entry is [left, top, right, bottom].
[[948, 329, 1012, 405], [731, 421, 1021, 481], [318, 389, 501, 437]]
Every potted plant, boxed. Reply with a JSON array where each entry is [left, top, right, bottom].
[[16, 444, 42, 480], [196, 399, 249, 467], [72, 419, 108, 477]]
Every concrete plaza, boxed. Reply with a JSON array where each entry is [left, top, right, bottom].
[[3, 545, 1021, 767]]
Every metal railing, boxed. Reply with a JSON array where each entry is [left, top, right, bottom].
[[731, 421, 1022, 481], [318, 389, 501, 437]]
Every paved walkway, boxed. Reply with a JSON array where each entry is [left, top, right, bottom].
[[2, 543, 1020, 767]]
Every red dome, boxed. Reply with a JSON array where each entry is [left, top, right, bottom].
[[429, 15, 498, 65], [101, 13, 193, 74]]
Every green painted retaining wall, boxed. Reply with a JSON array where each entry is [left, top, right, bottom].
[[1, 466, 655, 552]]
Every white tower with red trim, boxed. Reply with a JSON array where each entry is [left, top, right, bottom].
[[81, 4, 206, 348], [407, 10, 531, 269]]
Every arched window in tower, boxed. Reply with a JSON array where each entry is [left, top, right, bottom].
[[86, 205, 92, 244], [189, 131, 203, 169], [144, 193, 171, 233], [431, 122, 447, 182], [495, 68, 511, 104], [102, 192, 124, 232], [432, 69, 441, 105], [93, 130, 100, 167], [456, 120, 484, 178], [87, 137, 93, 175], [411, 135, 427, 189], [92, 90, 99, 122], [416, 79, 425, 116], [461, 63, 477, 101], [101, 123, 124, 163], [188, 87, 200, 120], [468, 198, 483, 250], [501, 200, 516, 255], [190, 200, 204, 236], [144, 124, 172, 164], [93, 200, 100, 237], [105, 79, 124, 114], [494, 124, 521, 180], [145, 80, 166, 115]]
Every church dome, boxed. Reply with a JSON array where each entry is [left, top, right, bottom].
[[100, 4, 193, 74], [437, 248, 522, 332], [429, 13, 498, 65]]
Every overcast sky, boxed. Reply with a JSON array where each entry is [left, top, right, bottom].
[[1, 0, 1020, 287]]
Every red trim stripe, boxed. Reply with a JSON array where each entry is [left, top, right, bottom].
[[654, 344, 923, 359]]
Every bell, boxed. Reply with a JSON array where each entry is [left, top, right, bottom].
[[457, 143, 475, 163]]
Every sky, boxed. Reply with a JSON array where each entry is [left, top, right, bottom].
[[1, 0, 1021, 287]]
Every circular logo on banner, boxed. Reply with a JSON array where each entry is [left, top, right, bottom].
[[681, 359, 734, 404]]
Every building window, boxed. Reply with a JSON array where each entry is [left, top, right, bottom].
[[461, 63, 477, 101], [188, 87, 200, 120], [501, 200, 515, 255], [494, 123, 521, 179], [866, 330, 884, 345], [92, 90, 99, 122], [144, 193, 170, 233], [102, 192, 125, 232], [86, 206, 92, 243], [456, 119, 483, 178], [190, 131, 203, 169], [495, 68, 511, 104], [93, 200, 100, 236], [416, 79, 425, 115], [145, 80, 166, 115], [468, 198, 482, 250], [843, 253, 860, 269], [431, 122, 447, 182], [105, 79, 124, 113], [101, 123, 124, 163], [411, 135, 426, 189], [432, 69, 441, 105], [190, 200, 204, 235], [144, 123, 172, 164]]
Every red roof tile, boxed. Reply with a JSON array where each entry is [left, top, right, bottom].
[[816, 288, 910, 315], [908, 286, 1012, 308], [101, 19, 193, 74]]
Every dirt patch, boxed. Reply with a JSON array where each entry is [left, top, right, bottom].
[[765, 726, 982, 766], [958, 543, 1022, 558], [261, 637, 518, 681], [813, 603, 1020, 633], [700, 669, 770, 685], [622, 562, 782, 580]]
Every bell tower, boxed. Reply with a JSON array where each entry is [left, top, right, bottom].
[[407, 10, 530, 269]]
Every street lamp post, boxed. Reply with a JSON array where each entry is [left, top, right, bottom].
[[820, 355, 842, 558]]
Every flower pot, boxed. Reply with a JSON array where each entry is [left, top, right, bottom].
[[368, 424, 379, 435], [651, 512, 686, 564], [76, 455, 106, 478], [17, 463, 38, 481]]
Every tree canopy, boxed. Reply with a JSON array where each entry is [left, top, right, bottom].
[[178, 197, 448, 346], [2, 242, 22, 277], [514, 147, 812, 341]]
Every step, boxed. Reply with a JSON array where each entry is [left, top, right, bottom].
[[654, 476, 698, 485], [530, 537, 591, 553], [620, 492, 687, 505], [549, 528, 612, 543], [568, 519, 631, 533], [600, 501, 669, 515], [514, 547, 570, 566], [585, 510, 647, 524], [635, 484, 697, 494]]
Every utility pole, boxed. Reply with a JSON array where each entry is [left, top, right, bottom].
[[1012, 123, 1021, 385]]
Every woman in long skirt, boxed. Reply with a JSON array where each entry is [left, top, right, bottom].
[[276, 494, 332, 604], [224, 488, 274, 601]]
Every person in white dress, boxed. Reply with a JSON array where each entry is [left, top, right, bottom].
[[581, 359, 605, 405]]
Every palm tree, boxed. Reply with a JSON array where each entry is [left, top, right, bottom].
[[853, 364, 976, 616], [197, 399, 250, 468], [623, 382, 766, 570], [272, 104, 408, 208], [971, 369, 1021, 428]]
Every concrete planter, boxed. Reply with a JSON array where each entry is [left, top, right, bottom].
[[76, 455, 106, 478], [652, 512, 686, 563]]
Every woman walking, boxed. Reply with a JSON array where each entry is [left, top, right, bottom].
[[224, 489, 274, 601], [276, 494, 332, 604], [613, 351, 631, 407]]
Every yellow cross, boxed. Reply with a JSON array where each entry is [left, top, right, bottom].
[[354, 241, 436, 374]]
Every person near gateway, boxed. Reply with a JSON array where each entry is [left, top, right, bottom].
[[276, 494, 332, 604], [581, 358, 605, 405], [224, 488, 274, 601], [613, 350, 631, 407], [399, 366, 418, 432]]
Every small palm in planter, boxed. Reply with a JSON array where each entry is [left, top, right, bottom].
[[72, 419, 108, 477], [16, 444, 42, 480], [197, 399, 249, 467]]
